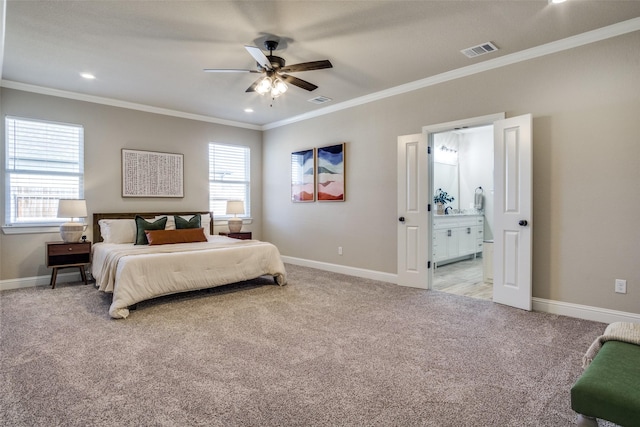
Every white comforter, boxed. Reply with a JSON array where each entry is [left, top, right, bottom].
[[92, 236, 287, 318]]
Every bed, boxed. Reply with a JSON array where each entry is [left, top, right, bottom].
[[91, 212, 287, 319]]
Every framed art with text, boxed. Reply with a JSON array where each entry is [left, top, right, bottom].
[[122, 149, 184, 198], [291, 148, 315, 202], [317, 143, 345, 202]]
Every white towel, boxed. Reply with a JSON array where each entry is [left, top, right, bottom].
[[474, 192, 483, 210]]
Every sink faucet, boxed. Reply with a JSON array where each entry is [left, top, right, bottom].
[[445, 206, 453, 215]]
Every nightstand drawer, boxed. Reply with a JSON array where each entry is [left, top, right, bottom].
[[46, 242, 92, 267], [48, 244, 91, 257]]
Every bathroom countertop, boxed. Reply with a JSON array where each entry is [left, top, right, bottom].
[[435, 212, 483, 217]]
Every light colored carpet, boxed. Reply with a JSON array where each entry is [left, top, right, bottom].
[[1, 264, 607, 426]]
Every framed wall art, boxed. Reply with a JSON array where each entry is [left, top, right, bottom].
[[122, 149, 184, 198], [317, 143, 345, 202], [291, 148, 315, 202]]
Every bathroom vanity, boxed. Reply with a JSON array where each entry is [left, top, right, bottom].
[[433, 214, 484, 266]]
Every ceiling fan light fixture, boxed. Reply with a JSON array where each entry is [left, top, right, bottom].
[[255, 76, 273, 95], [271, 78, 288, 98], [205, 41, 332, 97]]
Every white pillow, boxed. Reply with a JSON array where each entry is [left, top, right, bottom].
[[200, 214, 212, 235], [154, 213, 212, 235], [98, 219, 136, 244]]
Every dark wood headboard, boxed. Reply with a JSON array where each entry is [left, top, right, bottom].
[[93, 212, 214, 242]]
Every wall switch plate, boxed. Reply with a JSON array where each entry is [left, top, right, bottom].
[[338, 246, 343, 256], [615, 279, 627, 294]]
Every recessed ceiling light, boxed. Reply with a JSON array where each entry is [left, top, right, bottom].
[[549, 0, 567, 4], [244, 108, 254, 113], [80, 72, 95, 80]]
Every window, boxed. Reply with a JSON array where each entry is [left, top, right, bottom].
[[209, 143, 250, 218], [5, 116, 84, 226]]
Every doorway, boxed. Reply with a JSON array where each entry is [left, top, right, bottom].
[[398, 112, 533, 310], [431, 125, 493, 301]]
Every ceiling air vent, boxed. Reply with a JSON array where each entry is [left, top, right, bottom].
[[461, 41, 499, 58], [308, 96, 332, 105]]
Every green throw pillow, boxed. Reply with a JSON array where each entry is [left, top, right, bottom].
[[135, 216, 168, 245], [175, 214, 201, 229]]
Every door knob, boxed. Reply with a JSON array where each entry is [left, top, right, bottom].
[[518, 220, 528, 226], [398, 217, 405, 223]]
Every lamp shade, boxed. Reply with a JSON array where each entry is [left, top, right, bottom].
[[57, 199, 87, 243], [226, 200, 245, 216], [57, 199, 87, 219], [226, 200, 244, 233]]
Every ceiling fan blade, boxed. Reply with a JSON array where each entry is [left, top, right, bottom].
[[203, 68, 260, 73], [244, 45, 272, 70], [280, 60, 333, 73], [280, 74, 318, 91]]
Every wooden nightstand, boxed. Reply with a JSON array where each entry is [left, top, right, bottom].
[[46, 241, 92, 289], [219, 232, 252, 240]]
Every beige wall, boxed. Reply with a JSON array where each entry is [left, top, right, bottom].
[[2, 32, 638, 315], [0, 89, 263, 280], [263, 32, 640, 314]]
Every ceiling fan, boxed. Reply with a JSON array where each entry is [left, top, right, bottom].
[[204, 40, 333, 98]]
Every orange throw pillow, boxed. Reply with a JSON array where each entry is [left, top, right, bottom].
[[145, 228, 208, 245]]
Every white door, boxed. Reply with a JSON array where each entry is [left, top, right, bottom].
[[493, 114, 533, 310], [397, 133, 430, 288]]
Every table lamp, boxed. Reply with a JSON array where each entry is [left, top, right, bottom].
[[57, 199, 87, 242], [226, 200, 244, 233]]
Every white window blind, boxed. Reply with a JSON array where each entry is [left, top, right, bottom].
[[5, 116, 84, 226], [209, 143, 250, 218]]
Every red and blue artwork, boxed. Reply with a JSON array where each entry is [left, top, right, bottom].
[[317, 143, 345, 201], [291, 148, 315, 202]]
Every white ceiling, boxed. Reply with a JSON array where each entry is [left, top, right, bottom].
[[2, 1, 640, 128]]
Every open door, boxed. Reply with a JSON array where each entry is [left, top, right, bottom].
[[493, 114, 533, 310], [397, 113, 532, 310], [397, 133, 430, 288]]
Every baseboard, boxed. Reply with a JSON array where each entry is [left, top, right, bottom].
[[0, 271, 83, 291], [281, 256, 397, 284], [281, 256, 639, 324], [4, 260, 637, 325], [532, 297, 640, 324]]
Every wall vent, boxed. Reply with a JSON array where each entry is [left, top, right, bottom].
[[461, 42, 499, 58], [308, 96, 332, 104]]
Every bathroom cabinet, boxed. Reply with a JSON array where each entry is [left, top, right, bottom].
[[433, 215, 483, 266]]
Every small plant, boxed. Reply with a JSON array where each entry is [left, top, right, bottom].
[[433, 188, 455, 205]]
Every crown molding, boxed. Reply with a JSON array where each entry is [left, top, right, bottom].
[[0, 80, 262, 131], [1, 17, 638, 132], [263, 17, 640, 130]]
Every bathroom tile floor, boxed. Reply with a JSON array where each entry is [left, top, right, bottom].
[[433, 257, 492, 301]]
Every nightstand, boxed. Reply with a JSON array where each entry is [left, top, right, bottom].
[[219, 232, 252, 240], [46, 241, 92, 289]]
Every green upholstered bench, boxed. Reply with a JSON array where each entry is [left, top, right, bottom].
[[571, 340, 640, 427]]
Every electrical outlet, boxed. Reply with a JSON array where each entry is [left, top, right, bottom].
[[338, 246, 343, 256], [615, 279, 627, 294]]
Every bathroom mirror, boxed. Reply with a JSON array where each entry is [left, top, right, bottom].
[[433, 162, 459, 211]]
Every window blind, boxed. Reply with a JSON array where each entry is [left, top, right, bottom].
[[208, 143, 250, 217], [5, 116, 84, 225]]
